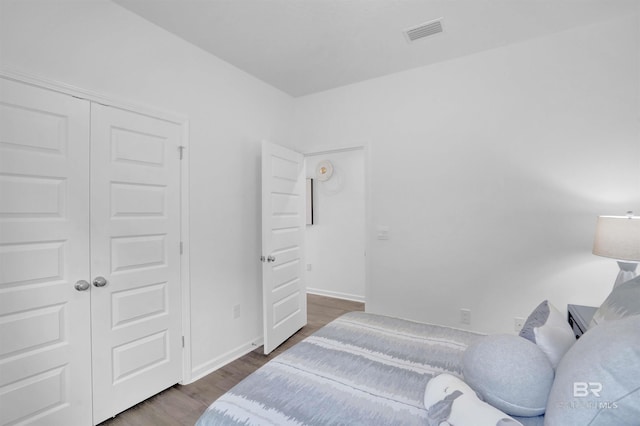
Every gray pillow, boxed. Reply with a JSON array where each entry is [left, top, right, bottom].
[[519, 300, 575, 368], [463, 334, 554, 417], [590, 274, 640, 327], [545, 315, 640, 425]]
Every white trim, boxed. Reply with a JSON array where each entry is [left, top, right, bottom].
[[0, 67, 187, 124], [303, 145, 364, 157], [188, 336, 264, 384], [179, 123, 192, 384], [363, 141, 373, 313], [306, 288, 365, 303], [1, 69, 193, 385]]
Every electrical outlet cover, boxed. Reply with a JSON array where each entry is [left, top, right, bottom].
[[460, 309, 471, 325]]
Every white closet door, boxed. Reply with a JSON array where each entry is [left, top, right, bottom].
[[0, 79, 92, 425], [90, 104, 182, 423]]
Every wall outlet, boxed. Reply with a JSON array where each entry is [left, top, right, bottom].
[[460, 309, 471, 325], [233, 304, 241, 319], [514, 317, 525, 332], [306, 263, 312, 271]]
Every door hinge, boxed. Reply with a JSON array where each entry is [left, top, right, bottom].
[[180, 241, 183, 255], [178, 145, 185, 160], [182, 336, 185, 348]]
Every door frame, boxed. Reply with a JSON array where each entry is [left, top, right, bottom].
[[303, 146, 367, 303], [0, 69, 194, 383], [302, 143, 371, 308]]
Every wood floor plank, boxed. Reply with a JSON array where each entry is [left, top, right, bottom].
[[99, 294, 363, 425]]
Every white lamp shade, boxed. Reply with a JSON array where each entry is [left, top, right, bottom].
[[592, 215, 640, 262]]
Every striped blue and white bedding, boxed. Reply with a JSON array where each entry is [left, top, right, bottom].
[[196, 312, 542, 425]]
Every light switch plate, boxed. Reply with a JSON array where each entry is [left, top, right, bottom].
[[377, 225, 390, 240]]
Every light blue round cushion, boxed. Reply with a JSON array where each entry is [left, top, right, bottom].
[[462, 334, 554, 417]]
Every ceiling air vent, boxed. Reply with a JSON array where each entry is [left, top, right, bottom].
[[404, 18, 444, 43]]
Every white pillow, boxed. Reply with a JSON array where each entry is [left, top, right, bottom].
[[424, 373, 522, 426], [590, 275, 640, 327], [519, 300, 575, 368]]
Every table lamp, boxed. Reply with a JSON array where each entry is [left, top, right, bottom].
[[592, 211, 640, 288]]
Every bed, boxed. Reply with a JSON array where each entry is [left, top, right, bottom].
[[196, 292, 640, 426], [196, 312, 539, 425]]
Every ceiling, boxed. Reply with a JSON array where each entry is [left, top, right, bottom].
[[113, 0, 638, 97]]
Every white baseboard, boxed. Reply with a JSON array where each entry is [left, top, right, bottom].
[[307, 288, 365, 303], [185, 289, 363, 384], [186, 336, 264, 384]]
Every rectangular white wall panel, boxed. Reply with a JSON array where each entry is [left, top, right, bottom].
[[110, 234, 167, 273], [0, 175, 66, 218], [111, 282, 168, 328], [271, 155, 298, 181], [0, 304, 65, 357], [271, 193, 300, 217], [111, 182, 166, 218], [273, 291, 301, 328], [0, 103, 67, 155], [112, 331, 168, 383], [0, 366, 67, 425], [0, 241, 65, 287], [111, 127, 166, 167]]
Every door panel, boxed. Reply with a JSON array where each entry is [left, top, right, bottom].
[[0, 78, 92, 425], [90, 104, 182, 423], [261, 141, 306, 355]]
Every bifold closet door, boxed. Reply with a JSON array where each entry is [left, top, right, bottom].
[[0, 79, 93, 425], [89, 104, 182, 423]]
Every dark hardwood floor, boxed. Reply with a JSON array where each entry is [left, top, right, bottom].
[[99, 294, 364, 426]]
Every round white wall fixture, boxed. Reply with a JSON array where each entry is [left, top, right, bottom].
[[315, 160, 334, 181]]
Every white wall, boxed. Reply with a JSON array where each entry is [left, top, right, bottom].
[[292, 12, 640, 334], [2, 0, 639, 383], [0, 0, 294, 381], [305, 149, 366, 301]]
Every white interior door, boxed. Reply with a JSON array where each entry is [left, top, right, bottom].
[[0, 78, 93, 425], [90, 104, 182, 423], [261, 141, 307, 355]]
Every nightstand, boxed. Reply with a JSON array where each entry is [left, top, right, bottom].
[[567, 304, 597, 339]]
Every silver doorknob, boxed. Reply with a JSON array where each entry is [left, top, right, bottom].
[[93, 276, 107, 287], [267, 255, 276, 263], [75, 280, 90, 291]]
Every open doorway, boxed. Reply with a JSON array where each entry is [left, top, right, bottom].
[[304, 147, 366, 302]]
